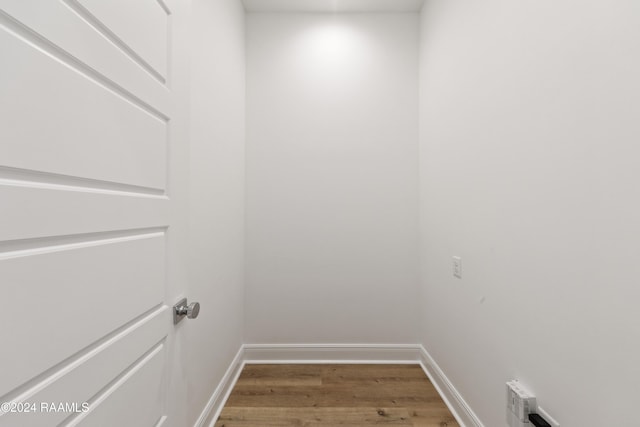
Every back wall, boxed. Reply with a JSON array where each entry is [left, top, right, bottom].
[[245, 12, 420, 343]]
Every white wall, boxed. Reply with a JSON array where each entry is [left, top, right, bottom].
[[245, 13, 421, 343], [418, 1, 640, 426], [187, 0, 245, 424]]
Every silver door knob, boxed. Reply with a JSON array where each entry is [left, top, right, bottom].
[[173, 298, 200, 324], [178, 302, 200, 318]]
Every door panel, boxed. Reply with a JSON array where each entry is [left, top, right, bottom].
[[1, 231, 166, 398], [64, 345, 166, 427], [0, 184, 168, 242], [0, 309, 166, 427], [1, 28, 167, 190], [0, 0, 187, 425], [0, 0, 170, 111], [74, 0, 169, 81]]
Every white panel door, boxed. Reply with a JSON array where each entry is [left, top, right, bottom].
[[0, 0, 190, 426]]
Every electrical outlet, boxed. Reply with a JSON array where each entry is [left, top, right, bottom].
[[453, 256, 462, 278]]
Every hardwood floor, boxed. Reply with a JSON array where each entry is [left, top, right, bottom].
[[215, 364, 460, 426]]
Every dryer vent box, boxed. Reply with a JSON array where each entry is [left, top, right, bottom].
[[506, 380, 536, 426]]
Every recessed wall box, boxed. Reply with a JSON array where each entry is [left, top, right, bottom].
[[506, 380, 536, 426]]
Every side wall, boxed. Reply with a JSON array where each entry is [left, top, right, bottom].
[[418, 0, 640, 425], [188, 0, 246, 424], [245, 13, 421, 344]]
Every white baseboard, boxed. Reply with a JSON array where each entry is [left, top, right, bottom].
[[193, 346, 245, 427], [243, 343, 423, 363], [196, 343, 484, 427], [418, 345, 484, 427]]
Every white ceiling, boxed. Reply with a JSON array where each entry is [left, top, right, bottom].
[[242, 0, 426, 13]]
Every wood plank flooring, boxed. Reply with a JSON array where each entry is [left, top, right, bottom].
[[215, 364, 460, 426]]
